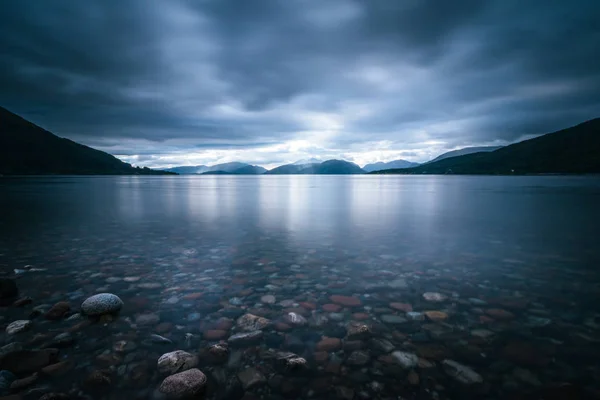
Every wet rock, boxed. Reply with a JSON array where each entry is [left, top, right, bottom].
[[81, 293, 123, 316], [13, 297, 32, 307], [137, 282, 162, 289], [424, 311, 448, 322], [187, 313, 202, 322], [471, 329, 494, 339], [330, 295, 361, 307], [423, 292, 448, 302], [149, 334, 173, 344], [422, 323, 456, 340], [346, 323, 371, 340], [442, 360, 483, 384], [83, 370, 112, 389], [40, 362, 72, 377], [6, 320, 31, 335], [229, 297, 243, 306], [406, 312, 425, 321], [261, 295, 276, 304], [368, 338, 395, 354], [0, 370, 16, 395], [343, 340, 363, 352], [207, 343, 229, 364], [113, 340, 137, 353], [96, 353, 122, 367], [44, 302, 70, 320], [158, 350, 198, 375], [513, 367, 541, 386], [213, 317, 233, 330], [10, 372, 38, 391], [316, 337, 341, 352], [236, 313, 270, 332], [486, 308, 515, 320], [336, 386, 355, 400], [415, 344, 451, 361], [502, 341, 550, 367], [389, 302, 412, 312], [0, 343, 22, 358], [323, 304, 342, 312], [388, 279, 408, 289], [309, 314, 329, 328], [228, 330, 263, 346], [407, 371, 420, 385], [0, 348, 58, 374], [203, 330, 228, 340], [391, 351, 418, 369], [0, 279, 18, 299], [329, 312, 345, 321], [380, 315, 407, 325], [469, 298, 487, 306], [46, 332, 74, 348], [159, 368, 207, 399], [352, 312, 370, 320], [37, 393, 70, 400], [346, 350, 370, 366], [283, 312, 307, 326], [136, 313, 160, 325], [274, 351, 308, 372], [237, 367, 266, 390]]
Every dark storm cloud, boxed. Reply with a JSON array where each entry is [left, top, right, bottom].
[[0, 0, 598, 165]]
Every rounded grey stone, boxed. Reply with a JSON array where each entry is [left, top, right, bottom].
[[81, 293, 123, 316]]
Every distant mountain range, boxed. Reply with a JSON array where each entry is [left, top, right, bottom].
[[164, 162, 266, 175], [4, 106, 597, 176], [266, 160, 364, 174], [426, 146, 503, 164], [363, 159, 420, 172], [371, 118, 600, 175], [0, 106, 173, 175], [292, 157, 322, 165]]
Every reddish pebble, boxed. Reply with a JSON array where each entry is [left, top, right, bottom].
[[274, 322, 292, 332], [183, 293, 203, 300], [300, 302, 316, 310], [313, 351, 329, 363], [316, 337, 342, 352], [203, 330, 228, 340], [352, 313, 370, 321], [322, 304, 342, 312], [424, 311, 449, 322], [486, 308, 515, 320], [389, 302, 413, 312], [155, 322, 173, 333], [329, 295, 361, 307], [325, 362, 341, 374], [214, 317, 233, 331]]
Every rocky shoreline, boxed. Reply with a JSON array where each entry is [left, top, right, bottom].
[[1, 247, 600, 400]]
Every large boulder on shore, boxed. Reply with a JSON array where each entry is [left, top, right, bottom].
[[81, 293, 123, 316]]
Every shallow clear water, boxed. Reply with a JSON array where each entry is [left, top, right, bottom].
[[1, 175, 600, 399]]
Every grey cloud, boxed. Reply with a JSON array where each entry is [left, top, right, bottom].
[[0, 0, 598, 165]]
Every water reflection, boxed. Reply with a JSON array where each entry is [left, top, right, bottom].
[[1, 175, 600, 262]]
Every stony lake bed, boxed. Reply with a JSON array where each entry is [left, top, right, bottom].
[[1, 175, 600, 400]]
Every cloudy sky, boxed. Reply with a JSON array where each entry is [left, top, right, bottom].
[[1, 1, 599, 169]]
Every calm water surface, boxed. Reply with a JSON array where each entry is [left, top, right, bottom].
[[1, 175, 600, 400]]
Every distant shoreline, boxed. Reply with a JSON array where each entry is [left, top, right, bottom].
[[2, 173, 600, 178]]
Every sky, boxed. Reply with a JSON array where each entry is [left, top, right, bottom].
[[1, 1, 599, 169]]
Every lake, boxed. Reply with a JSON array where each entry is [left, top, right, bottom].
[[1, 175, 600, 399]]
